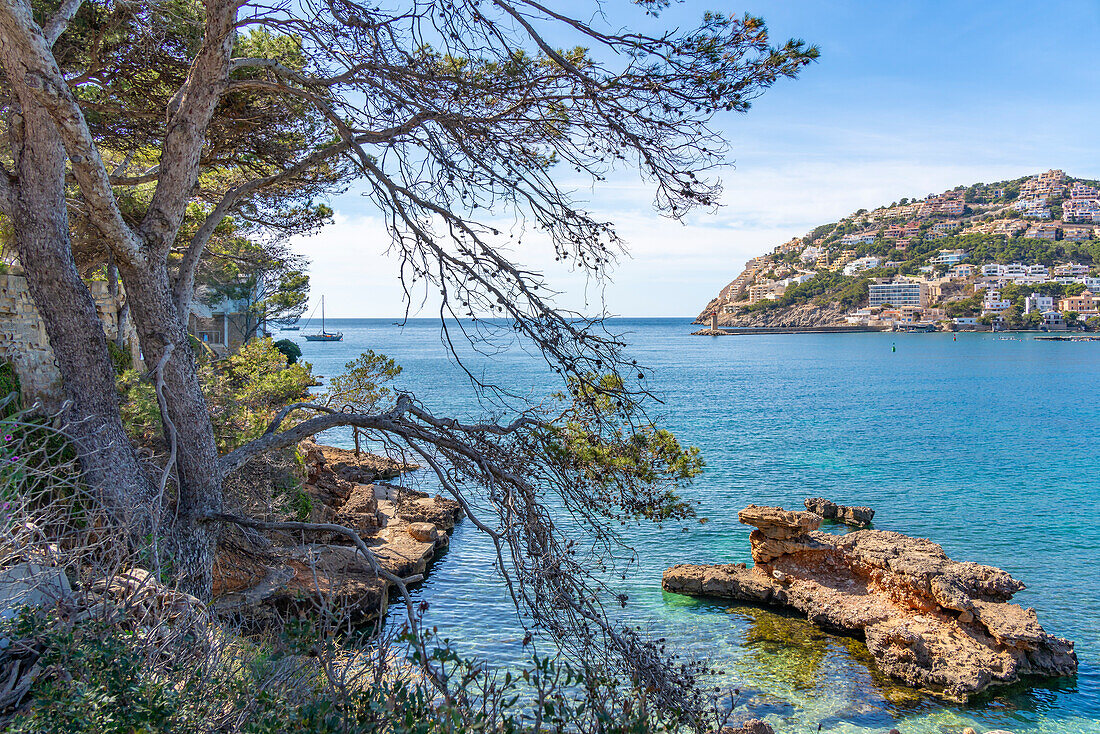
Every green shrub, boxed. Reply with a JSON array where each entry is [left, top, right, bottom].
[[201, 338, 314, 451], [0, 362, 20, 417], [273, 338, 303, 364], [6, 613, 187, 734]]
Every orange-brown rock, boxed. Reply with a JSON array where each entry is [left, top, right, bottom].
[[213, 442, 459, 628], [406, 523, 438, 543], [663, 505, 1077, 702], [804, 497, 875, 527], [301, 438, 419, 483]]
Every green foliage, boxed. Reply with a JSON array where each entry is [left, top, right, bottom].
[[322, 351, 402, 412], [944, 292, 984, 318], [6, 613, 183, 734], [741, 270, 868, 312], [543, 374, 702, 522], [116, 369, 162, 445], [104, 340, 132, 375], [201, 338, 314, 451], [0, 362, 20, 417], [273, 338, 303, 365], [4, 611, 691, 734], [999, 281, 1081, 308], [198, 232, 313, 340]]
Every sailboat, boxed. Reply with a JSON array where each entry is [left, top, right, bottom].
[[303, 296, 343, 342]]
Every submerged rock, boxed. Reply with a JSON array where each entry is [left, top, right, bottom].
[[720, 720, 773, 734], [804, 497, 875, 527], [663, 505, 1077, 702]]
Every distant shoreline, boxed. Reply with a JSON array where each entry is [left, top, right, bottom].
[[692, 325, 888, 336]]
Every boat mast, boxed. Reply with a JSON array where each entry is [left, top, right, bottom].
[[321, 296, 325, 334]]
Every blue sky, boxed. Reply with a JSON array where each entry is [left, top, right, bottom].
[[293, 0, 1100, 317]]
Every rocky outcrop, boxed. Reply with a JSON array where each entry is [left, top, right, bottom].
[[804, 497, 874, 527], [213, 443, 461, 628], [300, 438, 418, 483], [698, 300, 851, 329], [663, 505, 1077, 702]]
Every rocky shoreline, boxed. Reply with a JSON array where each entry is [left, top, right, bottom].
[[663, 505, 1077, 702], [692, 326, 884, 336], [213, 439, 462, 628]]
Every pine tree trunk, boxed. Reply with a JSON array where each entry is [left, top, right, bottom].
[[8, 106, 157, 533], [118, 264, 224, 599]]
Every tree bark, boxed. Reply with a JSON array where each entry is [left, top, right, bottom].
[[117, 262, 224, 598], [6, 103, 156, 533]]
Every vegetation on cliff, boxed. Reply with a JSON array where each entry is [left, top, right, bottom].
[[701, 171, 1100, 326]]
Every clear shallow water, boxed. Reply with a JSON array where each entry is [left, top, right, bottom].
[[293, 319, 1100, 733]]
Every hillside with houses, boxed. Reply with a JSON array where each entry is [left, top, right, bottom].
[[698, 169, 1100, 331]]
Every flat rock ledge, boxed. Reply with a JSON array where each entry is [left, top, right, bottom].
[[804, 496, 874, 527], [213, 442, 461, 629], [662, 505, 1077, 702]]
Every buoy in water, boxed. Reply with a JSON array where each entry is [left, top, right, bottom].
[[891, 342, 896, 353]]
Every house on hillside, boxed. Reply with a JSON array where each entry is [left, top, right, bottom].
[[1061, 223, 1095, 241], [1057, 290, 1100, 316]]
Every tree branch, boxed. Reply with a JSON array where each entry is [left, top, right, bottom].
[[42, 0, 82, 47], [137, 0, 238, 258], [172, 139, 353, 317], [0, 0, 142, 265], [203, 511, 454, 698], [218, 395, 413, 476], [263, 401, 337, 435]]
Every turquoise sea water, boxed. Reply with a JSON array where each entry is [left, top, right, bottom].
[[294, 318, 1100, 733]]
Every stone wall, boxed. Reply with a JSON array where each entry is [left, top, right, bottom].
[[0, 273, 63, 409], [0, 272, 127, 411]]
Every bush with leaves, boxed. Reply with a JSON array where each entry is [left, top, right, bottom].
[[201, 338, 314, 451], [273, 338, 303, 365], [322, 351, 402, 412]]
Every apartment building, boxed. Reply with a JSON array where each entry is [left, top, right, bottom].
[[840, 231, 877, 246], [1024, 293, 1054, 314], [1069, 182, 1098, 199], [843, 256, 882, 276], [1057, 290, 1100, 315], [982, 289, 1011, 313], [868, 279, 929, 308], [1054, 263, 1090, 278], [1063, 198, 1100, 223], [932, 249, 967, 265], [1025, 223, 1060, 240], [1061, 223, 1095, 241]]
